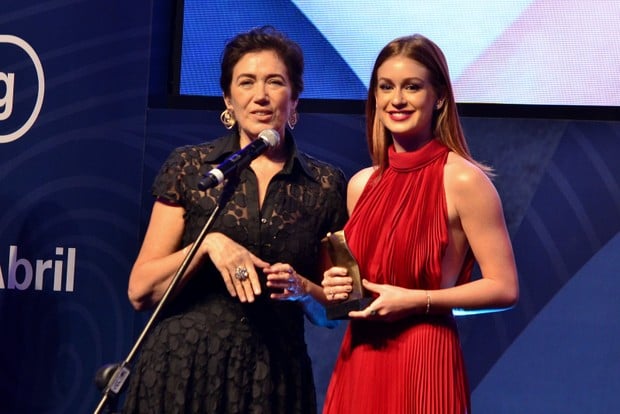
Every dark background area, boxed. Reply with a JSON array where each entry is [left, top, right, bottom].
[[0, 1, 618, 413]]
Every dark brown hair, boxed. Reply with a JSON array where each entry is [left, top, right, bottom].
[[220, 26, 304, 100]]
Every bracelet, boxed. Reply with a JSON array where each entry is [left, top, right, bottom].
[[425, 290, 431, 314]]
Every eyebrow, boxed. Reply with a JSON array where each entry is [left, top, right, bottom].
[[378, 76, 425, 83], [236, 73, 286, 80]]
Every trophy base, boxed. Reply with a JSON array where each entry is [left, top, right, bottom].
[[326, 297, 372, 320]]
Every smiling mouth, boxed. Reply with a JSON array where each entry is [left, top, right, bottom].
[[389, 111, 412, 120]]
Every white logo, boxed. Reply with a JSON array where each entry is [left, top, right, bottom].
[[0, 245, 76, 292], [0, 35, 45, 144]]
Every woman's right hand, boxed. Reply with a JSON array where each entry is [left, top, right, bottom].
[[201, 232, 270, 303], [321, 266, 353, 302]]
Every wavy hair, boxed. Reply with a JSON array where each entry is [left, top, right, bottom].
[[220, 26, 304, 100]]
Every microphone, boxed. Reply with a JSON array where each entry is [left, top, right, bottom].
[[198, 129, 280, 190]]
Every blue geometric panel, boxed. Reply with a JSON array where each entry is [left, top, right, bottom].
[[473, 231, 620, 413]]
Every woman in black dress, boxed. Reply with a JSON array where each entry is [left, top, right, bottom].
[[122, 26, 347, 413]]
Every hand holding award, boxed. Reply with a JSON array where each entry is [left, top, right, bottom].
[[322, 230, 371, 320]]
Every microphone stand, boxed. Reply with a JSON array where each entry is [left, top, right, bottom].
[[93, 198, 224, 414]]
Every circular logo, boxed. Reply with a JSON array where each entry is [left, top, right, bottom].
[[0, 35, 45, 144]]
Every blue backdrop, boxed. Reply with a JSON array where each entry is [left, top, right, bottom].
[[1, 1, 619, 413]]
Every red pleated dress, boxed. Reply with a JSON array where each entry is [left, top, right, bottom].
[[323, 140, 473, 414]]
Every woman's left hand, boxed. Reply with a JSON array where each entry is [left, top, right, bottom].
[[265, 263, 308, 301], [349, 279, 422, 321]]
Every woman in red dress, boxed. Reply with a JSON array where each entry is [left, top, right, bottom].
[[321, 34, 519, 414]]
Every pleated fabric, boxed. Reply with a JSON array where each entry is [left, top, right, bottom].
[[323, 140, 473, 414]]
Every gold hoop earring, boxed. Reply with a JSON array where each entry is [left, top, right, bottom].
[[220, 109, 236, 130], [288, 111, 298, 130]]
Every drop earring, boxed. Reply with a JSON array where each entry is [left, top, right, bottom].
[[288, 111, 298, 130], [220, 109, 236, 130]]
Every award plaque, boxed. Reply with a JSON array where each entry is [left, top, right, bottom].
[[321, 230, 371, 320]]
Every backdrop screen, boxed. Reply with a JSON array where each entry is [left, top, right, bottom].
[[174, 0, 620, 109]]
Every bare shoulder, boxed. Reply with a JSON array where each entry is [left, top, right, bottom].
[[349, 166, 375, 189], [444, 152, 502, 217], [347, 166, 376, 214], [445, 153, 494, 193]]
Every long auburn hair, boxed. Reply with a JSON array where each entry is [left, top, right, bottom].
[[365, 34, 491, 175]]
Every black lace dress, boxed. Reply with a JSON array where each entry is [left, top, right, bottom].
[[122, 133, 348, 414]]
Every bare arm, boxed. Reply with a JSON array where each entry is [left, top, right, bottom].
[[128, 201, 269, 310], [127, 201, 190, 310], [422, 157, 519, 313], [350, 157, 519, 320], [346, 166, 375, 215]]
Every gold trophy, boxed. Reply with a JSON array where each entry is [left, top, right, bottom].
[[321, 230, 370, 319]]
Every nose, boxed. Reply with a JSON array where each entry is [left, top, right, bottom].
[[391, 88, 405, 105], [254, 82, 269, 102]]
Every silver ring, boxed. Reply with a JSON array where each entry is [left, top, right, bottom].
[[234, 266, 249, 281], [369, 309, 377, 316]]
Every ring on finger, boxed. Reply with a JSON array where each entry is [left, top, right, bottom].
[[369, 309, 377, 316], [234, 266, 249, 281]]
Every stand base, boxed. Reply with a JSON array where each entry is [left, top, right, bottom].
[[326, 297, 372, 320]]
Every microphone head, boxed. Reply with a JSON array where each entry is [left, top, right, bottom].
[[258, 129, 280, 148]]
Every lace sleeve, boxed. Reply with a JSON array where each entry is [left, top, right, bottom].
[[151, 146, 193, 208], [323, 166, 349, 233]]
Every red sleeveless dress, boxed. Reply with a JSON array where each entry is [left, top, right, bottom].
[[323, 140, 473, 414]]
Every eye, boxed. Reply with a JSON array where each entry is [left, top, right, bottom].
[[239, 78, 254, 87], [405, 83, 422, 91], [378, 83, 393, 91], [267, 77, 286, 86]]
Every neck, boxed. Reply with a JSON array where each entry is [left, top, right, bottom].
[[392, 135, 434, 152]]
